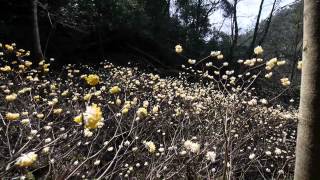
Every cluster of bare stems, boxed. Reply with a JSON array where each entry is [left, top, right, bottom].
[[0, 43, 298, 179]]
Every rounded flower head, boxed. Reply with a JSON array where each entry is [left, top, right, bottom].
[[280, 77, 291, 87], [85, 74, 100, 86], [144, 141, 156, 153], [206, 151, 216, 162], [6, 112, 20, 121], [5, 93, 17, 102], [137, 107, 148, 119], [109, 86, 121, 94], [175, 45, 183, 54], [217, 54, 224, 60], [188, 59, 196, 65], [16, 152, 38, 167], [5, 44, 14, 51], [210, 51, 221, 57], [0, 65, 12, 72], [83, 104, 103, 129], [254, 46, 263, 55]]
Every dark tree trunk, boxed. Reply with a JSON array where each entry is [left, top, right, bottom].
[[258, 0, 277, 45], [294, 0, 320, 179], [31, 0, 44, 61], [229, 0, 238, 61], [247, 0, 264, 57]]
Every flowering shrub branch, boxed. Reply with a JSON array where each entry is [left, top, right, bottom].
[[0, 43, 299, 179]]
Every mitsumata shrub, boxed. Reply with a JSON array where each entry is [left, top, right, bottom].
[[0, 43, 300, 179]]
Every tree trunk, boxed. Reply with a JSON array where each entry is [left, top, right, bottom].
[[229, 0, 238, 61], [31, 0, 44, 61], [258, 0, 277, 45], [247, 0, 264, 57], [294, 0, 320, 179]]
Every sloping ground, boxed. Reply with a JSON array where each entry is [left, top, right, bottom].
[[0, 44, 297, 179]]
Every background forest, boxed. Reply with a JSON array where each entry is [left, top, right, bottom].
[[0, 0, 303, 102]]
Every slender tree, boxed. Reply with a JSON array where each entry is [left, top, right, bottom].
[[229, 0, 238, 60], [294, 0, 320, 179], [247, 0, 264, 57], [258, 0, 277, 45], [31, 0, 44, 61]]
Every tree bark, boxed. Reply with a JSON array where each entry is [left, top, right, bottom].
[[258, 0, 277, 45], [247, 0, 264, 57], [31, 0, 44, 61], [229, 0, 238, 61], [294, 0, 320, 179]]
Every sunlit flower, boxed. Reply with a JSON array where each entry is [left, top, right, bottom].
[[84, 128, 93, 137], [94, 160, 101, 166], [217, 54, 224, 60], [144, 141, 156, 153], [5, 93, 17, 102], [5, 44, 14, 51], [137, 107, 148, 119], [21, 119, 31, 125], [274, 148, 282, 155], [83, 93, 93, 101], [249, 153, 256, 160], [260, 99, 268, 105], [277, 60, 286, 66], [36, 113, 45, 119], [210, 51, 221, 57], [0, 65, 12, 72], [83, 104, 103, 129], [121, 108, 129, 115], [42, 147, 50, 154], [189, 142, 200, 153], [188, 59, 196, 65], [24, 61, 33, 67], [73, 114, 83, 124], [53, 108, 63, 115], [254, 46, 263, 55], [152, 106, 159, 114], [6, 112, 20, 121], [175, 45, 183, 54], [184, 140, 200, 153], [109, 86, 121, 94], [265, 72, 272, 78], [206, 151, 216, 162], [15, 152, 38, 167], [280, 77, 290, 87], [266, 58, 278, 70], [85, 74, 100, 86]]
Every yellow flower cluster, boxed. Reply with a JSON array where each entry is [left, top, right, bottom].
[[85, 74, 100, 86], [109, 86, 121, 94], [265, 58, 278, 70], [144, 141, 156, 153], [0, 65, 12, 72], [254, 46, 263, 55], [175, 44, 183, 54], [183, 140, 200, 153], [137, 107, 148, 119], [15, 152, 38, 167], [83, 104, 103, 129], [5, 44, 14, 51], [6, 112, 20, 121], [280, 78, 291, 87], [5, 93, 17, 102]]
